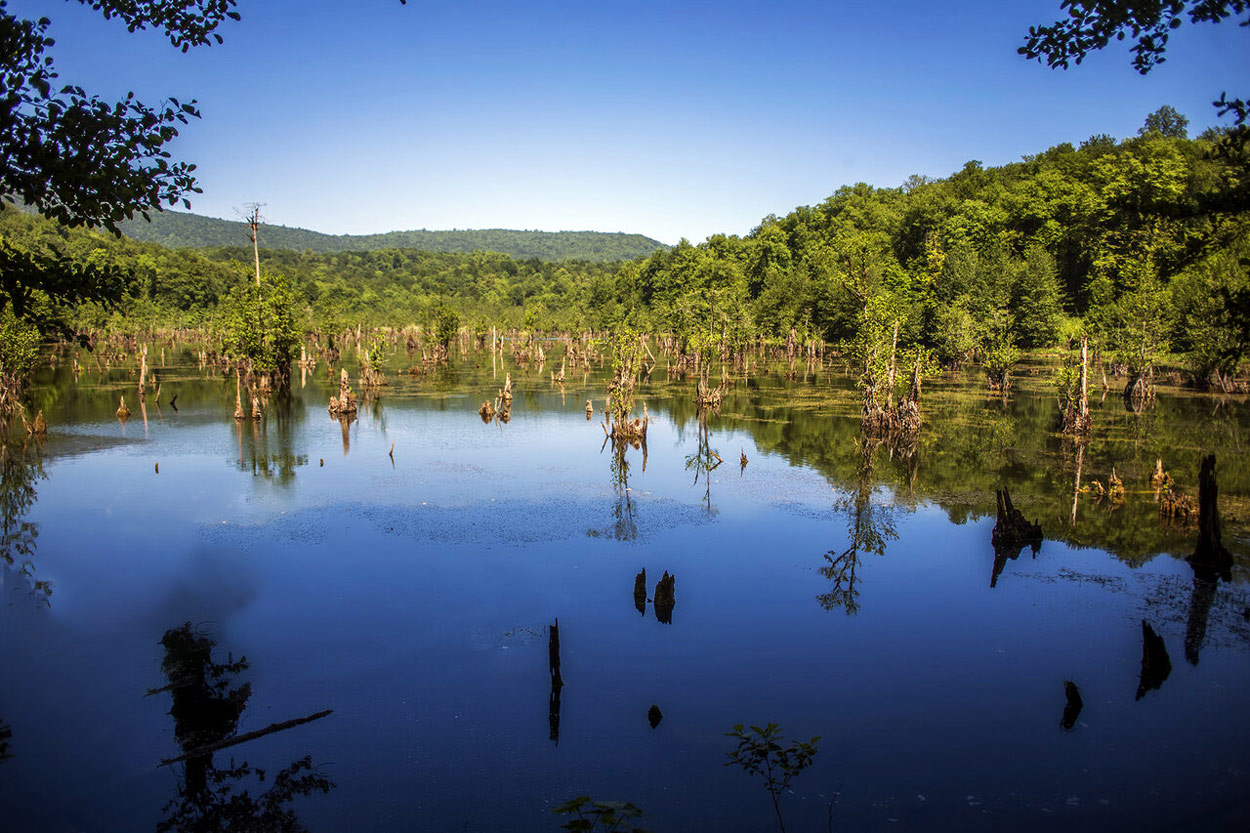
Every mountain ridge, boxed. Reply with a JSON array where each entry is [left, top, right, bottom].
[[116, 210, 666, 262]]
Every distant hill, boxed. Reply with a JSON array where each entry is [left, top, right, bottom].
[[116, 210, 665, 262]]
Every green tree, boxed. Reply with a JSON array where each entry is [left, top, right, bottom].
[[217, 269, 301, 384], [1140, 104, 1190, 138]]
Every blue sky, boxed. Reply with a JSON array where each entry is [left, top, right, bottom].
[[14, 0, 1248, 244]]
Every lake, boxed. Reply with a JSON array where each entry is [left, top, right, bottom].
[[2, 341, 1248, 832]]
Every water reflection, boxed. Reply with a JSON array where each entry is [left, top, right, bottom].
[[0, 443, 50, 605], [1137, 620, 1172, 699], [151, 623, 333, 833], [232, 397, 308, 482], [818, 438, 897, 615], [684, 416, 721, 514], [602, 429, 645, 541]]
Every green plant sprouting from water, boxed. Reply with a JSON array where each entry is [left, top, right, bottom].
[[725, 722, 820, 833], [554, 796, 652, 833]]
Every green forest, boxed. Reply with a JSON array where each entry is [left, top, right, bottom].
[[111, 209, 666, 262], [2, 107, 1248, 394]]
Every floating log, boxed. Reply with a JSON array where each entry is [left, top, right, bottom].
[[654, 571, 675, 625], [1135, 620, 1172, 700], [633, 568, 647, 616], [1060, 680, 1083, 731], [648, 704, 663, 729], [157, 709, 333, 767]]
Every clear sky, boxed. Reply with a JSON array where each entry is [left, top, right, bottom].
[[13, 0, 1248, 244]]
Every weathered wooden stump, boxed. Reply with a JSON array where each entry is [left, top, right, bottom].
[[1187, 454, 1232, 581]]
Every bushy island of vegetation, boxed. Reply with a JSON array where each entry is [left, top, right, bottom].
[[1, 107, 1246, 410]]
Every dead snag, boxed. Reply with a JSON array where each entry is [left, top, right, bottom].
[[654, 571, 675, 624], [991, 489, 1042, 552], [328, 368, 359, 417], [1188, 454, 1233, 580], [633, 568, 647, 616], [116, 396, 131, 420]]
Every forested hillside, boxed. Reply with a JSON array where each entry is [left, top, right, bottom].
[[3, 109, 1247, 387], [114, 210, 666, 261]]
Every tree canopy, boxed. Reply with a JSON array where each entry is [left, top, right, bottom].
[[1021, 1, 1249, 124]]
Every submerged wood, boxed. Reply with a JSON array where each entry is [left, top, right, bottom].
[[633, 568, 647, 615], [1188, 454, 1232, 580], [654, 571, 675, 624], [116, 395, 131, 419], [157, 709, 333, 766], [991, 488, 1042, 551], [1135, 620, 1172, 700], [328, 368, 359, 417], [548, 618, 563, 744], [648, 704, 663, 729], [233, 374, 245, 420], [479, 400, 495, 422], [1060, 680, 1083, 731], [585, 399, 594, 420]]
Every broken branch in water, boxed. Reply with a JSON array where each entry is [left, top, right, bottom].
[[157, 709, 333, 767]]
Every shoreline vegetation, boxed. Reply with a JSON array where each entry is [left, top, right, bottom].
[[1, 110, 1247, 448]]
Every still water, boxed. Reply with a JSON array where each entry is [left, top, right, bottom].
[[2, 345, 1249, 832]]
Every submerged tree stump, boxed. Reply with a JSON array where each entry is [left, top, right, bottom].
[[116, 396, 131, 419], [1188, 454, 1233, 580], [479, 401, 495, 422], [633, 568, 647, 616], [991, 489, 1042, 551], [1060, 680, 1083, 731], [585, 399, 594, 420], [654, 571, 675, 624], [328, 368, 359, 417]]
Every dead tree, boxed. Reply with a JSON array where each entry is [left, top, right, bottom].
[[1188, 454, 1232, 580]]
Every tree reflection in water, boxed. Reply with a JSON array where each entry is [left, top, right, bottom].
[[603, 429, 646, 541], [684, 415, 721, 514], [0, 442, 50, 605], [818, 437, 897, 615], [152, 623, 333, 833]]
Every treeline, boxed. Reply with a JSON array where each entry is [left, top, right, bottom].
[[3, 108, 1248, 387], [114, 209, 666, 262]]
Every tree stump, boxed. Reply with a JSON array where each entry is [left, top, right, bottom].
[[991, 489, 1042, 551], [1187, 454, 1232, 580], [116, 396, 131, 419], [654, 571, 675, 624], [633, 568, 647, 616]]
